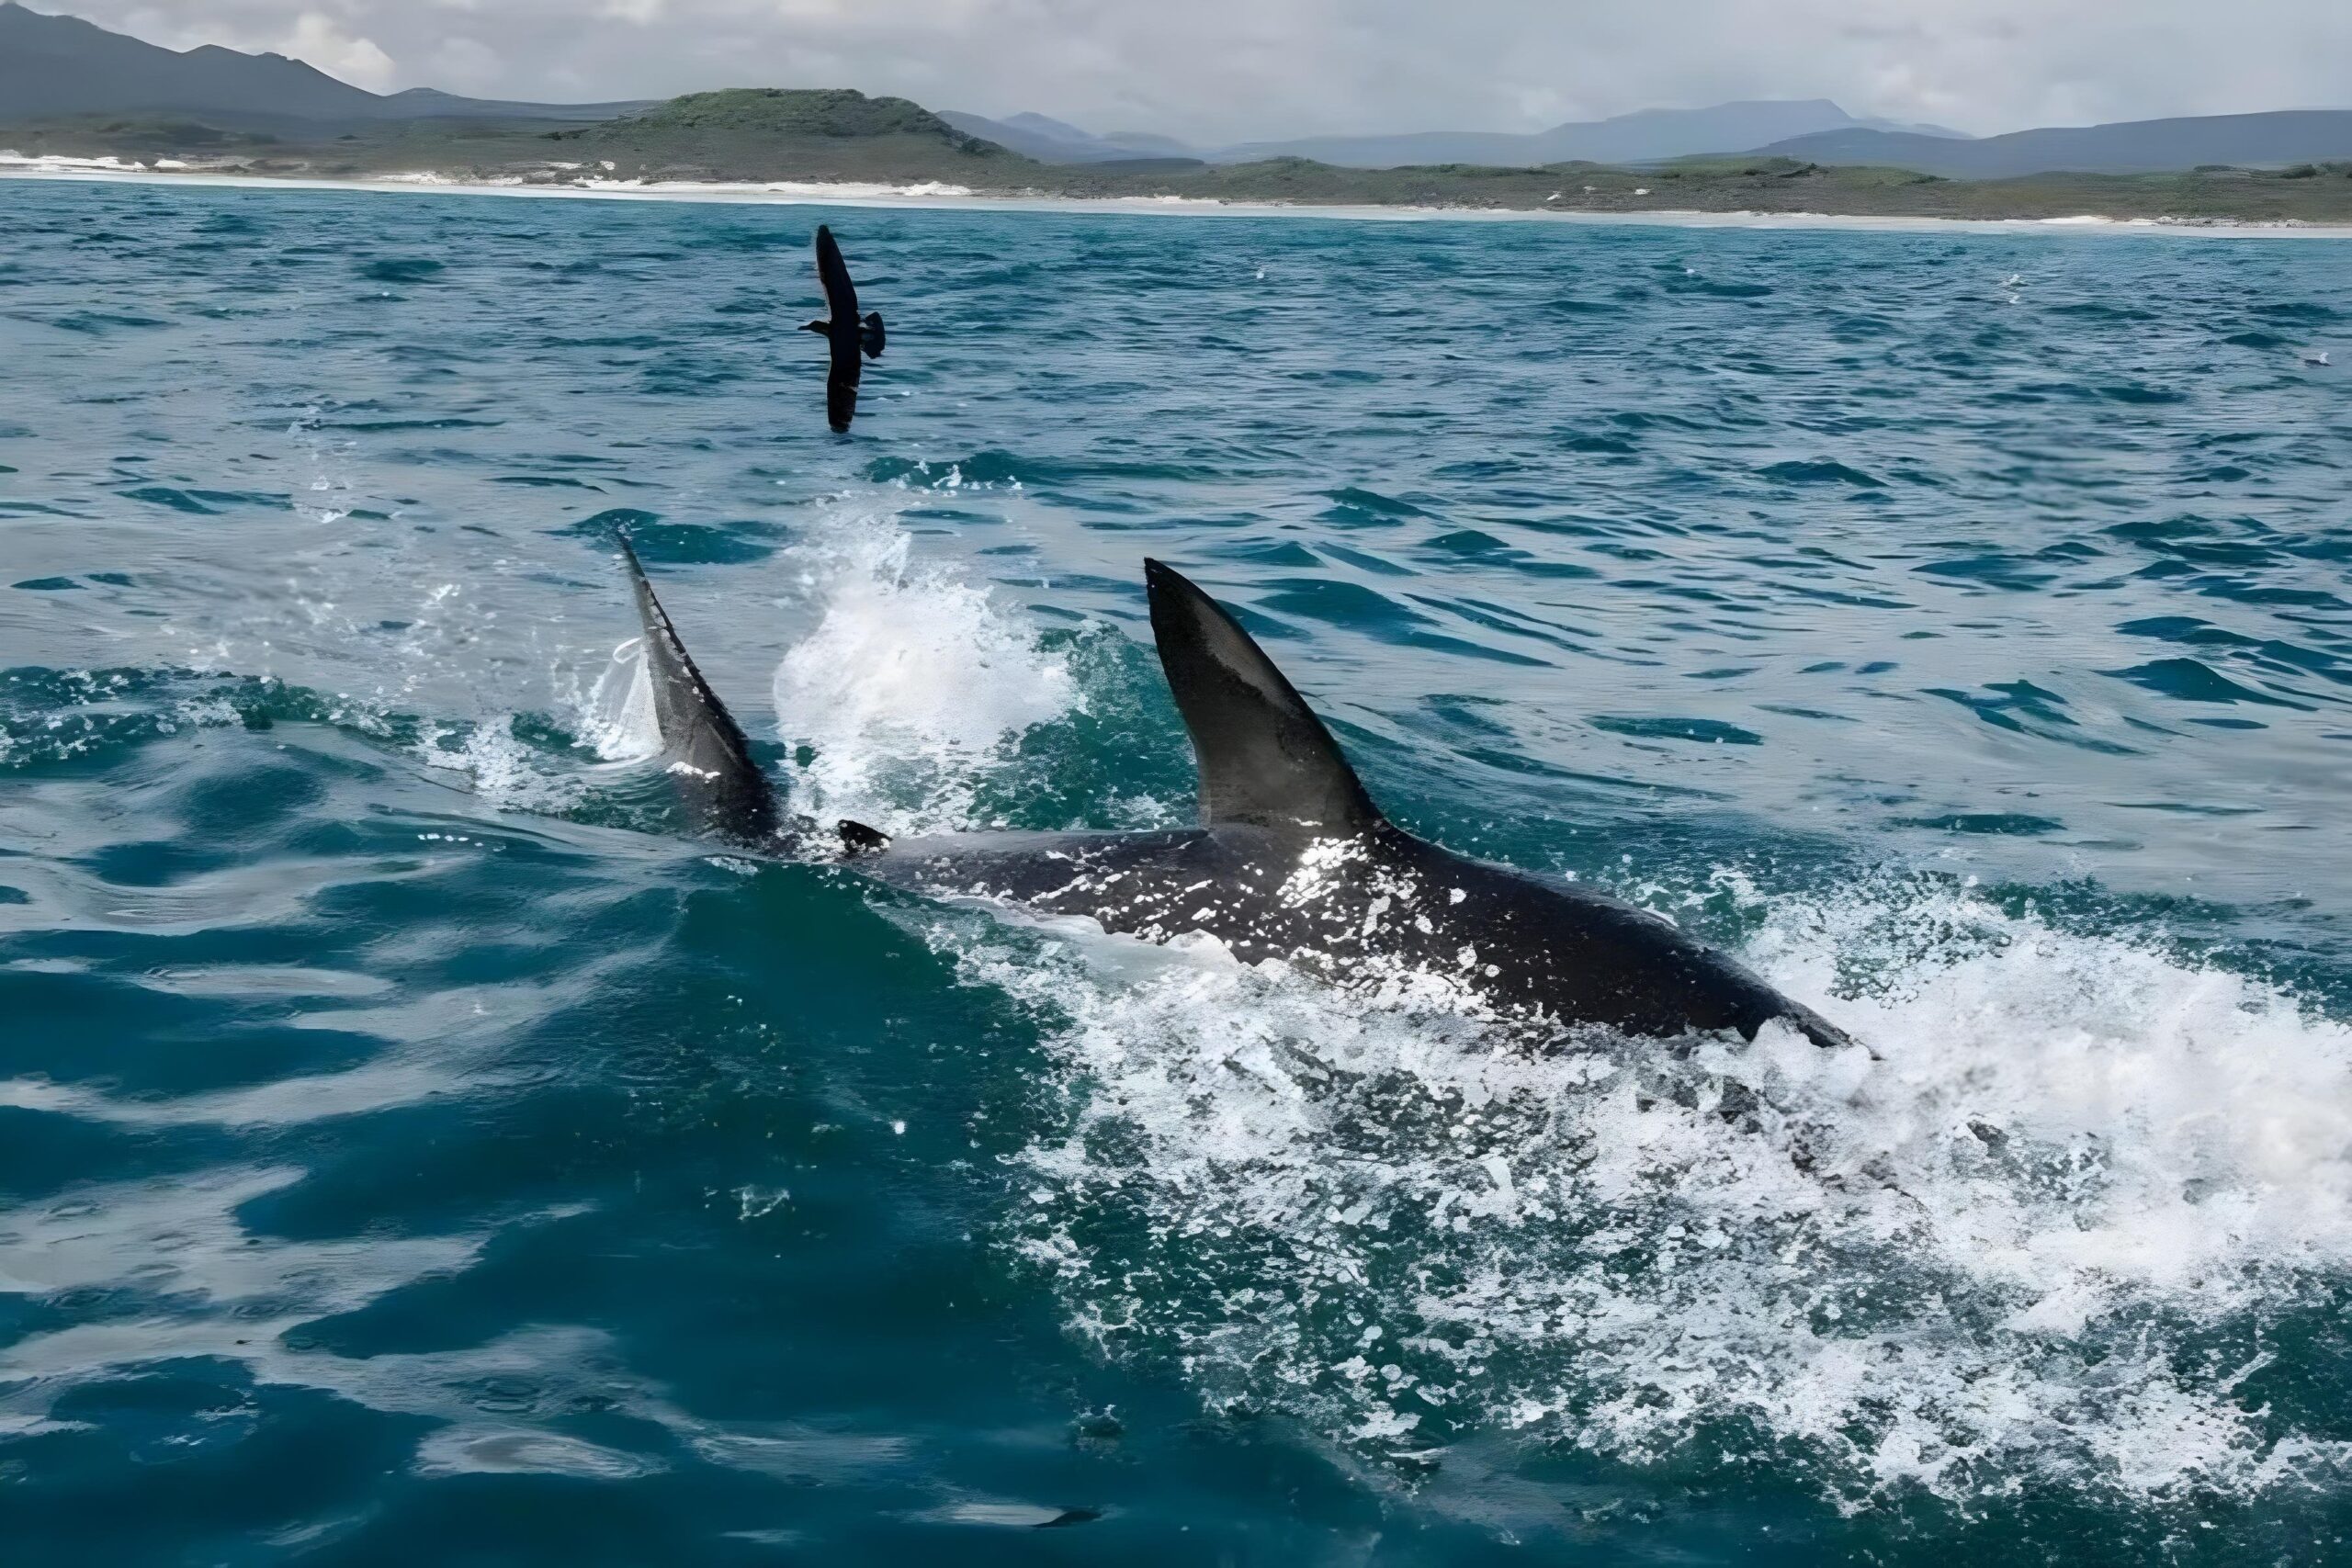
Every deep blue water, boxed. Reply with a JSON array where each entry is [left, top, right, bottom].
[[2, 176, 2350, 1565]]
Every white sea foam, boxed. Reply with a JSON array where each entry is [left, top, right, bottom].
[[770, 508, 1080, 834], [339, 168, 973, 201], [418, 719, 582, 814], [577, 175, 975, 200], [9, 162, 2348, 239], [0, 152, 149, 174], [937, 874, 2352, 1509]]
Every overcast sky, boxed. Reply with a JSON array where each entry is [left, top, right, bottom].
[[56, 0, 2352, 143]]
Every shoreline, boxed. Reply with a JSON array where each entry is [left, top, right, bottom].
[[7, 159, 2352, 239]]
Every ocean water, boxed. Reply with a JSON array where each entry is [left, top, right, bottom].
[[1, 176, 2349, 1565]]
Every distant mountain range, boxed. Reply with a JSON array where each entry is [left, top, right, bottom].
[[945, 99, 2352, 176], [1753, 110, 2352, 177], [1205, 101, 1970, 168], [937, 110, 1200, 165], [0, 1, 646, 123], [6, 0, 2351, 183], [945, 100, 1967, 168]]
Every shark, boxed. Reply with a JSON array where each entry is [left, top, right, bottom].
[[615, 535, 1856, 1052]]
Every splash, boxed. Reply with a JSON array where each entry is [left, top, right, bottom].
[[562, 637, 662, 764], [418, 720, 583, 814], [771, 511, 1080, 834], [964, 877, 2352, 1509], [287, 405, 357, 526]]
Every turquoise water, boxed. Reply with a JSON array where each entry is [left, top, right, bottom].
[[2, 177, 2350, 1564]]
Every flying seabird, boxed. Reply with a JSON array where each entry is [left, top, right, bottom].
[[800, 224, 885, 433]]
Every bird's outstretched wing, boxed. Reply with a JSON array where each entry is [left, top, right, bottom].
[[814, 224, 858, 322], [826, 358, 859, 433]]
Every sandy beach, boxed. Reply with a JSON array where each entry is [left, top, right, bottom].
[[7, 154, 2352, 238]]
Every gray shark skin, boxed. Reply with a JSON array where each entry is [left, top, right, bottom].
[[616, 546, 1856, 1051], [861, 822, 1853, 1045], [616, 532, 786, 847]]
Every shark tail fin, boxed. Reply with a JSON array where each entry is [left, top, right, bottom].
[[861, 312, 885, 359], [1143, 558, 1383, 836], [616, 531, 785, 845]]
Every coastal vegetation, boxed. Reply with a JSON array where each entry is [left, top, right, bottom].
[[6, 87, 2352, 223]]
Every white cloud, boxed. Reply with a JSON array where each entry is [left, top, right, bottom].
[[51, 0, 2352, 142], [424, 33, 503, 93], [280, 10, 394, 90]]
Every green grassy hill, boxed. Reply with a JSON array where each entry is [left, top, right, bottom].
[[544, 88, 1033, 183], [609, 88, 982, 141]]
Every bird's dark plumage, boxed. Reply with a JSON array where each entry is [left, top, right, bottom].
[[806, 224, 881, 433], [814, 224, 857, 321]]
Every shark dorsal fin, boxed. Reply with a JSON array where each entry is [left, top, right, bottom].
[[616, 532, 783, 844], [1144, 558, 1382, 836]]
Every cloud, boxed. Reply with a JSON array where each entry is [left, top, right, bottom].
[[51, 0, 2352, 142], [423, 32, 503, 94], [280, 10, 394, 90]]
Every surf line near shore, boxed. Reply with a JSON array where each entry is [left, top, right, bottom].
[[6, 153, 2352, 239]]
